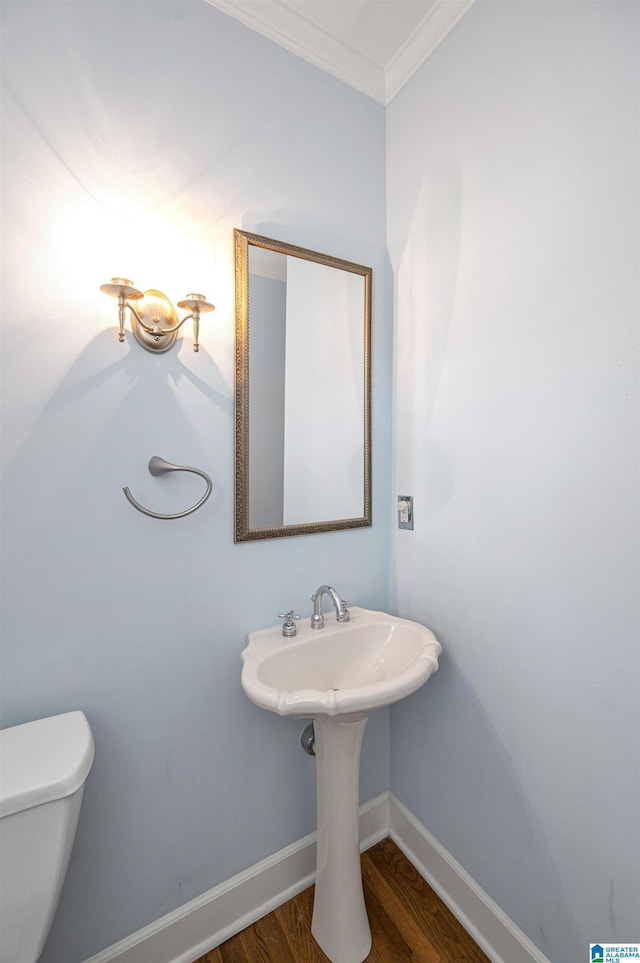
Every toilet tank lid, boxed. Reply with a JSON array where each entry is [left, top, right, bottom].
[[0, 711, 95, 818]]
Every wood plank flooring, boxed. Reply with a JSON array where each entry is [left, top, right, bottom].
[[193, 838, 491, 962]]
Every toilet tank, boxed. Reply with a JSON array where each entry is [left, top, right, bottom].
[[0, 711, 94, 963]]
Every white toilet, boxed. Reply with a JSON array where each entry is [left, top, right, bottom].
[[0, 711, 94, 963]]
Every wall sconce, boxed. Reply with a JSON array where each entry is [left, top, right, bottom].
[[100, 278, 215, 353]]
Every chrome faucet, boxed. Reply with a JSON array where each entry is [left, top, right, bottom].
[[310, 585, 350, 629]]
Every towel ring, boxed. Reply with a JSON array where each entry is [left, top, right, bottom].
[[123, 456, 212, 520]]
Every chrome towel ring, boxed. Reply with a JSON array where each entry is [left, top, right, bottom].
[[123, 456, 212, 520]]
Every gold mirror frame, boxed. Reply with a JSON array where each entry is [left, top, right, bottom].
[[234, 229, 372, 542]]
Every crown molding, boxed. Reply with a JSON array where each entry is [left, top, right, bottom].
[[386, 0, 476, 101], [202, 0, 476, 105], [203, 0, 386, 102]]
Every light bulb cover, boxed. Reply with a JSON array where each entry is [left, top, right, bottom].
[[100, 278, 143, 300], [177, 294, 215, 313]]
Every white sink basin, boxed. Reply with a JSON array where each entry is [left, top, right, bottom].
[[241, 605, 442, 961], [241, 606, 442, 717]]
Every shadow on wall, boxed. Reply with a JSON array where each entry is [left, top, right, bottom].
[[0, 326, 232, 718], [1, 327, 231, 509], [1, 325, 252, 961], [391, 652, 583, 962], [242, 212, 378, 269]]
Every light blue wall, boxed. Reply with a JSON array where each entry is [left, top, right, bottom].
[[0, 3, 390, 961], [3, 3, 638, 963], [388, 3, 640, 962]]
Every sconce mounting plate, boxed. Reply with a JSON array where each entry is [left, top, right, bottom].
[[131, 289, 179, 353]]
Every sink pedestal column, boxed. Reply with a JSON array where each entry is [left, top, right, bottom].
[[311, 714, 371, 963]]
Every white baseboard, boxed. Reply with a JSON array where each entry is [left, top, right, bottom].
[[84, 792, 550, 963], [83, 793, 390, 963], [389, 796, 552, 963]]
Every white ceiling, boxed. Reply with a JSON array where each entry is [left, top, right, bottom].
[[203, 0, 476, 104]]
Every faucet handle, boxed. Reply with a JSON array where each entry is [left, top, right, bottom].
[[277, 610, 300, 637]]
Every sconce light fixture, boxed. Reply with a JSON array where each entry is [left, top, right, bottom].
[[100, 278, 215, 353]]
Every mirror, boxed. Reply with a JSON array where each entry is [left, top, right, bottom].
[[234, 229, 372, 542]]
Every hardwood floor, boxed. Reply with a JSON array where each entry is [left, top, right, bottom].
[[193, 838, 491, 962]]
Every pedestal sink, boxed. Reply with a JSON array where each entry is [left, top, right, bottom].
[[241, 606, 441, 963]]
